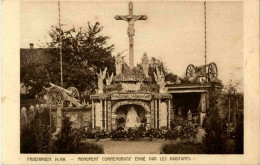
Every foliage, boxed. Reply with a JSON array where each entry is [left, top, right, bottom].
[[21, 22, 115, 97], [20, 110, 52, 153], [21, 109, 103, 153], [161, 142, 204, 154], [203, 89, 227, 154], [51, 114, 104, 153], [234, 114, 243, 154]]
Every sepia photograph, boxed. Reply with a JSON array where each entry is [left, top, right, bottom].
[[19, 1, 244, 154], [2, 0, 259, 164]]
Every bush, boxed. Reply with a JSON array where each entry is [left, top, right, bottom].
[[161, 142, 204, 154], [234, 114, 243, 154], [20, 110, 51, 153], [203, 90, 227, 154], [50, 115, 104, 153], [21, 110, 104, 154]]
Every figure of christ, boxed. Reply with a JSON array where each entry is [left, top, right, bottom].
[[115, 2, 147, 45], [125, 107, 141, 128]]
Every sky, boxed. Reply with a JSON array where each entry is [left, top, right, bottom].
[[20, 1, 243, 91]]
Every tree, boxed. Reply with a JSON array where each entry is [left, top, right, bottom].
[[203, 89, 226, 154], [21, 22, 115, 98]]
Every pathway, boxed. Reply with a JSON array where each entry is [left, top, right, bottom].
[[85, 139, 166, 154]]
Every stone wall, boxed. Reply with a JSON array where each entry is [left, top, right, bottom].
[[51, 107, 92, 128]]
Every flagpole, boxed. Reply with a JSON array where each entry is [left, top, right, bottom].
[[58, 1, 63, 87]]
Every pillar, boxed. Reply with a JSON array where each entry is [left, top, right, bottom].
[[107, 101, 112, 131], [154, 99, 158, 129], [111, 113, 117, 130], [158, 99, 161, 128], [200, 93, 207, 127], [168, 99, 171, 129], [100, 100, 103, 129], [150, 99, 155, 128], [92, 100, 95, 129], [56, 104, 62, 133], [145, 114, 151, 129], [104, 100, 107, 130]]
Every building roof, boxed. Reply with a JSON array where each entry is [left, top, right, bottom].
[[20, 48, 53, 68]]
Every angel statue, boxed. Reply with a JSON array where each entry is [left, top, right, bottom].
[[154, 67, 166, 93], [106, 72, 114, 86], [97, 67, 107, 94]]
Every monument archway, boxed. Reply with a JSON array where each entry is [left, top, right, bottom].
[[112, 100, 150, 113], [112, 101, 150, 128]]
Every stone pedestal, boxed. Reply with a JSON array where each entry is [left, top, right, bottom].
[[159, 102, 167, 129], [56, 105, 62, 132], [95, 103, 102, 128]]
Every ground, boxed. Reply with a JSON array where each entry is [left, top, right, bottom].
[[84, 139, 169, 154], [100, 139, 164, 154]]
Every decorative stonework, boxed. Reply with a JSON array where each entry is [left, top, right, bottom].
[[112, 100, 150, 113], [111, 93, 152, 101], [122, 83, 140, 91]]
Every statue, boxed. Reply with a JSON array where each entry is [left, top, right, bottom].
[[115, 1, 147, 68], [154, 67, 166, 93], [125, 107, 141, 128], [106, 72, 114, 85], [141, 53, 149, 77], [97, 67, 107, 94], [116, 53, 122, 75]]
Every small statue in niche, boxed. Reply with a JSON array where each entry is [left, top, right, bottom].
[[116, 53, 123, 75], [141, 53, 149, 77]]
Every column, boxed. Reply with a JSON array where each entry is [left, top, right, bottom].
[[111, 113, 117, 130], [154, 99, 158, 129], [200, 93, 206, 127], [168, 99, 171, 129], [92, 100, 95, 129], [104, 100, 107, 130], [100, 100, 103, 129], [150, 99, 155, 128], [107, 101, 112, 131], [145, 114, 151, 129], [158, 99, 161, 129], [56, 104, 62, 132]]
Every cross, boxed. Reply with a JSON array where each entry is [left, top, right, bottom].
[[115, 1, 147, 69], [193, 115, 199, 124]]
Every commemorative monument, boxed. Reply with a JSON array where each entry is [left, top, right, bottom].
[[42, 1, 221, 133]]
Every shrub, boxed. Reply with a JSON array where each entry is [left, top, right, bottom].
[[51, 115, 104, 153], [161, 142, 204, 154], [20, 110, 51, 153], [234, 114, 243, 154], [203, 90, 227, 154]]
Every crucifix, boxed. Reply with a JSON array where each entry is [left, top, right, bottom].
[[115, 1, 147, 69]]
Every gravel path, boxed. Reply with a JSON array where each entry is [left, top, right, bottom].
[[96, 139, 166, 154]]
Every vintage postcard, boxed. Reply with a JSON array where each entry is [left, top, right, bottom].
[[1, 0, 259, 164]]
